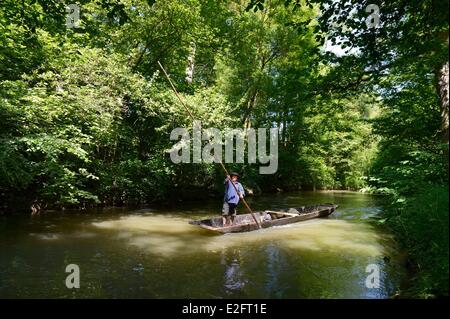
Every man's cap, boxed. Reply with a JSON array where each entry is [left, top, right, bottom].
[[230, 172, 240, 177]]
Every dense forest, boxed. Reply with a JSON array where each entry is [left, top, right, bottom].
[[0, 0, 448, 297]]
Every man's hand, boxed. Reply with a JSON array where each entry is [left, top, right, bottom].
[[226, 175, 231, 180]]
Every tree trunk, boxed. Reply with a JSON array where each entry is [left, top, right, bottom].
[[242, 89, 258, 130], [436, 61, 449, 161]]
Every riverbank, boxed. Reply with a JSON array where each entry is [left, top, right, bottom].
[[382, 185, 449, 298], [0, 187, 366, 215]]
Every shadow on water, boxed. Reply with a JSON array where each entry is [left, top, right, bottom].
[[0, 191, 407, 298]]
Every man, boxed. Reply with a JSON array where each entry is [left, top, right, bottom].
[[222, 172, 245, 226]]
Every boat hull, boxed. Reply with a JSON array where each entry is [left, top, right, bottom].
[[189, 204, 338, 234]]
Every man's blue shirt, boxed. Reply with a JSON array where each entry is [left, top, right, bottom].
[[224, 180, 245, 204]]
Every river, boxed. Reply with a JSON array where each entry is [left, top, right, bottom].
[[0, 191, 407, 298]]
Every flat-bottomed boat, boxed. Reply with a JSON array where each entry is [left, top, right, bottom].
[[189, 204, 338, 234]]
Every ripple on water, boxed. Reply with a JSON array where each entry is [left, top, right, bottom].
[[29, 233, 61, 240]]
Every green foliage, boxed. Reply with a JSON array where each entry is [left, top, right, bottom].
[[1, 47, 156, 207], [0, 0, 448, 297], [384, 186, 449, 297], [246, 0, 449, 297], [1, 0, 379, 211]]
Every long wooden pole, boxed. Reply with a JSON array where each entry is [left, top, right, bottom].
[[157, 61, 261, 229]]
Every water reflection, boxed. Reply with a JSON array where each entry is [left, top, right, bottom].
[[220, 249, 248, 294], [0, 192, 407, 298], [264, 243, 288, 298], [219, 245, 290, 298], [89, 212, 401, 298]]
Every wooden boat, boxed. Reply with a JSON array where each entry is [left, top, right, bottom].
[[189, 203, 338, 234]]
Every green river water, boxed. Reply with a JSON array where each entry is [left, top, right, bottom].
[[0, 191, 407, 298]]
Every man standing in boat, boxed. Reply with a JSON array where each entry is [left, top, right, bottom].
[[222, 172, 245, 226]]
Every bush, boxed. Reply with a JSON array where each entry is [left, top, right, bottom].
[[385, 185, 449, 297]]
